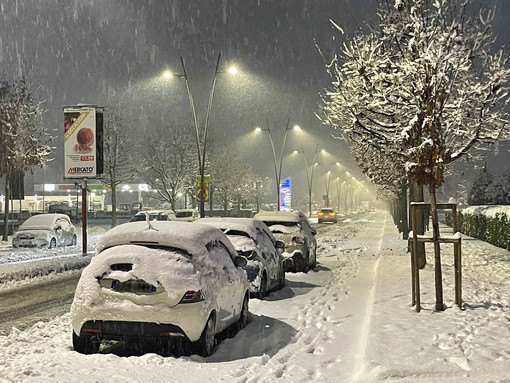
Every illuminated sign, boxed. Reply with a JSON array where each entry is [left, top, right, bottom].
[[279, 178, 291, 211]]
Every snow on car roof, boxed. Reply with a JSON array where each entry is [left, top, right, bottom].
[[254, 210, 306, 223], [196, 217, 276, 242], [95, 221, 238, 258], [18, 213, 69, 230]]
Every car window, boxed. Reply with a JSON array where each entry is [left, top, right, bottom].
[[257, 230, 276, 261], [205, 240, 236, 268]]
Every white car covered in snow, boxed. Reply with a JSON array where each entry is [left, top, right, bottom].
[[254, 211, 317, 273], [197, 217, 288, 299], [11, 213, 77, 248], [70, 221, 250, 356]]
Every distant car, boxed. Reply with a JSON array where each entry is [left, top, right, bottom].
[[11, 213, 76, 248], [130, 210, 174, 222], [254, 211, 317, 273], [197, 217, 288, 299], [317, 208, 337, 224], [175, 209, 199, 222], [70, 221, 250, 357]]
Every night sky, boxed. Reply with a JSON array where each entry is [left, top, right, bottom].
[[1, 0, 508, 201]]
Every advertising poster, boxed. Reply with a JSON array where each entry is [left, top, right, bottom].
[[64, 107, 97, 178], [196, 175, 210, 202], [279, 177, 291, 211]]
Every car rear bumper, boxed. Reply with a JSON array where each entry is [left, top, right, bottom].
[[72, 300, 208, 342], [78, 320, 187, 340]]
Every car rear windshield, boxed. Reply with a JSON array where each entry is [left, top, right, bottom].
[[101, 243, 192, 258], [176, 211, 193, 218], [262, 220, 298, 227]]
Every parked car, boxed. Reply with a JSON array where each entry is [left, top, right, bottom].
[[11, 213, 76, 248], [129, 210, 175, 222], [317, 208, 337, 224], [254, 211, 317, 273], [197, 217, 288, 299], [70, 221, 250, 357], [175, 209, 199, 222]]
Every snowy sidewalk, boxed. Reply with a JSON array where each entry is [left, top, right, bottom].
[[360, 215, 510, 382]]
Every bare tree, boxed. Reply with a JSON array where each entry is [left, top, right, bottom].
[[97, 106, 136, 227], [208, 145, 256, 215], [321, 0, 510, 309], [140, 126, 196, 210], [0, 77, 51, 240]]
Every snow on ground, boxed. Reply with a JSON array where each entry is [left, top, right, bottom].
[[0, 212, 509, 382]]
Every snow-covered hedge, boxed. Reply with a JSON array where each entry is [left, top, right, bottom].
[[446, 206, 510, 250]]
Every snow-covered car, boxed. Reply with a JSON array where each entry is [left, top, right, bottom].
[[317, 208, 337, 224], [129, 210, 175, 222], [254, 211, 317, 273], [197, 217, 288, 299], [175, 209, 199, 222], [11, 213, 77, 248], [70, 221, 250, 357]]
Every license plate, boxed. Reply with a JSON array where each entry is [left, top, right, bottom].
[[20, 240, 32, 246], [112, 280, 156, 294]]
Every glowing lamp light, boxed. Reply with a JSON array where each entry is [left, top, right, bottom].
[[228, 66, 238, 75], [163, 71, 173, 79]]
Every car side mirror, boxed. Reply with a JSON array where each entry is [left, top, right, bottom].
[[275, 240, 286, 250], [311, 229, 317, 236], [234, 255, 248, 268]]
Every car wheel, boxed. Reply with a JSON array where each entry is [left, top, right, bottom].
[[318, 219, 322, 224], [237, 294, 249, 331], [71, 234, 77, 246], [257, 274, 267, 299], [309, 246, 317, 270], [49, 238, 56, 249], [278, 268, 286, 289], [193, 314, 216, 357], [72, 332, 99, 354]]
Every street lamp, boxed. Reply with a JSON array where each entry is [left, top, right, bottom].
[[255, 120, 300, 211], [164, 54, 237, 218], [293, 145, 324, 217]]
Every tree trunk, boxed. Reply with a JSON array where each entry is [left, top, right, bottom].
[[209, 186, 213, 214], [2, 177, 9, 241], [430, 184, 444, 311], [400, 184, 409, 240], [110, 181, 117, 228], [409, 180, 427, 269]]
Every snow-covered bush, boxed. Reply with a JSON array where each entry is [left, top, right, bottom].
[[446, 206, 510, 250]]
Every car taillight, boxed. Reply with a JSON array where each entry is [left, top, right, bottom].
[[179, 290, 205, 303], [318, 212, 324, 216], [329, 212, 336, 217]]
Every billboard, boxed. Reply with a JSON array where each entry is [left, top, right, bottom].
[[196, 175, 210, 202], [64, 106, 100, 179], [279, 177, 291, 211]]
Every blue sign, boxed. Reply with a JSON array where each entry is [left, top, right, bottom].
[[279, 178, 291, 211]]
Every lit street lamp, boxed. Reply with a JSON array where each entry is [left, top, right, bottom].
[[163, 53, 237, 218], [293, 145, 325, 217], [255, 120, 300, 211]]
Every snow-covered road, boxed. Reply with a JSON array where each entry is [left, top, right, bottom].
[[0, 211, 509, 382]]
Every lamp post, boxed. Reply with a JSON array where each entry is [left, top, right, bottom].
[[255, 121, 299, 211], [324, 170, 332, 207], [293, 145, 325, 217], [164, 54, 237, 218]]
